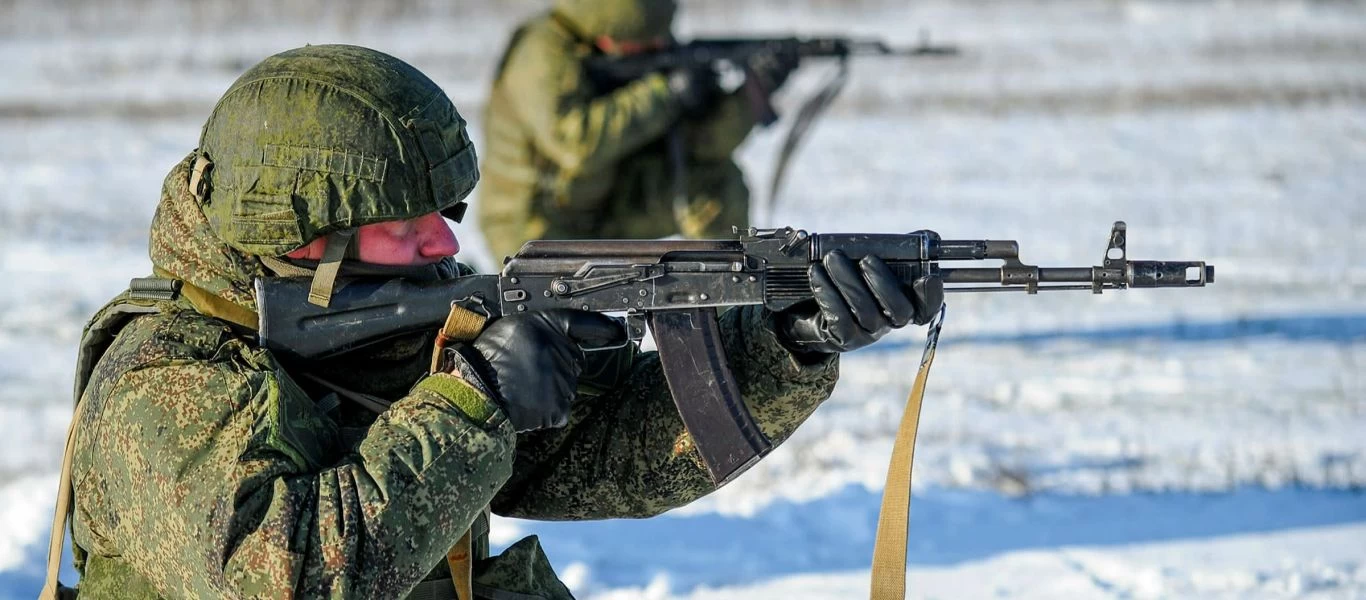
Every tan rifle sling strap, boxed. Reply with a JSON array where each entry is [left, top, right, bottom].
[[40, 395, 85, 600], [431, 304, 491, 600], [870, 306, 945, 600]]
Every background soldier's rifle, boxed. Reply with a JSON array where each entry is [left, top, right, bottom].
[[258, 221, 1213, 485], [584, 33, 961, 220]]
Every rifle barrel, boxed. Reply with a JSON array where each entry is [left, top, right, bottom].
[[939, 263, 1213, 290], [891, 45, 960, 56], [939, 267, 1094, 283], [944, 285, 1098, 293]]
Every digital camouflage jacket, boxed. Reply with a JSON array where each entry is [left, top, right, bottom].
[[67, 155, 838, 599], [476, 9, 758, 261]]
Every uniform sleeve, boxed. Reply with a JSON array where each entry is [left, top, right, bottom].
[[500, 26, 684, 184], [73, 350, 515, 599], [490, 306, 838, 519]]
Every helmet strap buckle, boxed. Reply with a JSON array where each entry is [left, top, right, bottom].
[[189, 153, 213, 202], [307, 229, 357, 307]]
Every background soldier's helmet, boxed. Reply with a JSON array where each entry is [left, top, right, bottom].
[[553, 0, 677, 44], [194, 44, 477, 257]]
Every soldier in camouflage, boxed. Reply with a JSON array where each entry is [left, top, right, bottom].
[[477, 0, 796, 260], [62, 45, 939, 599]]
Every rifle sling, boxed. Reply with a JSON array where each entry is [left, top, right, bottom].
[[431, 304, 489, 600], [150, 266, 259, 331], [766, 56, 851, 221], [870, 305, 945, 600], [666, 130, 690, 232], [40, 396, 84, 600]]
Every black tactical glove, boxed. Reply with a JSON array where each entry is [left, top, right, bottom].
[[747, 48, 800, 93], [447, 310, 626, 432], [775, 250, 944, 355], [668, 65, 722, 117]]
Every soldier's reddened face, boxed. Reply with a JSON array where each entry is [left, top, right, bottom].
[[284, 212, 460, 266], [595, 35, 668, 56]]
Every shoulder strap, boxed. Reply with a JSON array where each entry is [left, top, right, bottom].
[[72, 280, 177, 405], [149, 267, 258, 330]]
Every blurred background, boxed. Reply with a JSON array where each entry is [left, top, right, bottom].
[[1, 0, 1363, 598]]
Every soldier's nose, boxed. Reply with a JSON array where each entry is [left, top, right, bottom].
[[418, 212, 460, 258]]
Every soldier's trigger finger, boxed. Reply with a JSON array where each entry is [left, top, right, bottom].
[[860, 255, 917, 329], [822, 250, 887, 335], [541, 309, 628, 350], [809, 262, 870, 348], [806, 264, 848, 337]]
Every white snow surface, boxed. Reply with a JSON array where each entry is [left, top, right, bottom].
[[1, 0, 1363, 598], [622, 522, 1366, 600]]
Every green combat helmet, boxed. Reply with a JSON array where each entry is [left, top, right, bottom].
[[192, 44, 478, 305], [553, 0, 677, 44]]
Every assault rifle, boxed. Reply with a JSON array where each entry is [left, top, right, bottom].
[[585, 35, 958, 122], [583, 33, 960, 217], [257, 222, 1212, 485]]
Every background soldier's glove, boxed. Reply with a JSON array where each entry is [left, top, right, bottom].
[[747, 48, 800, 93], [445, 310, 626, 432], [669, 65, 722, 117], [775, 250, 944, 355]]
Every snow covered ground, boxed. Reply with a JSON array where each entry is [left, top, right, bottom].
[[629, 521, 1366, 600], [1, 0, 1363, 598]]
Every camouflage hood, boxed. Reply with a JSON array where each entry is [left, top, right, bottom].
[[553, 0, 676, 43], [150, 153, 268, 314]]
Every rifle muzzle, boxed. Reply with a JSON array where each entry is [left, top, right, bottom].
[[1127, 261, 1215, 287]]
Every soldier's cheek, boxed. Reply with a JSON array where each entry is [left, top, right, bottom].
[[354, 230, 418, 265]]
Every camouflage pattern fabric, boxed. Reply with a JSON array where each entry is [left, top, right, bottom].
[[69, 157, 837, 598], [72, 155, 515, 599], [477, 11, 758, 261]]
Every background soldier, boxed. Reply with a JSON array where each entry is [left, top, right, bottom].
[[476, 0, 796, 261], [60, 45, 938, 598]]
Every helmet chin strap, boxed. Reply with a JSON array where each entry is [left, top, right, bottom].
[[264, 234, 455, 308], [307, 229, 357, 307]]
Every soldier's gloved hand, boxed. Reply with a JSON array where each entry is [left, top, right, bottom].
[[668, 65, 722, 117], [775, 250, 944, 355], [748, 49, 800, 93], [446, 310, 626, 432]]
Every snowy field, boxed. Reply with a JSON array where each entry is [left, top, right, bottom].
[[1, 0, 1364, 598]]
